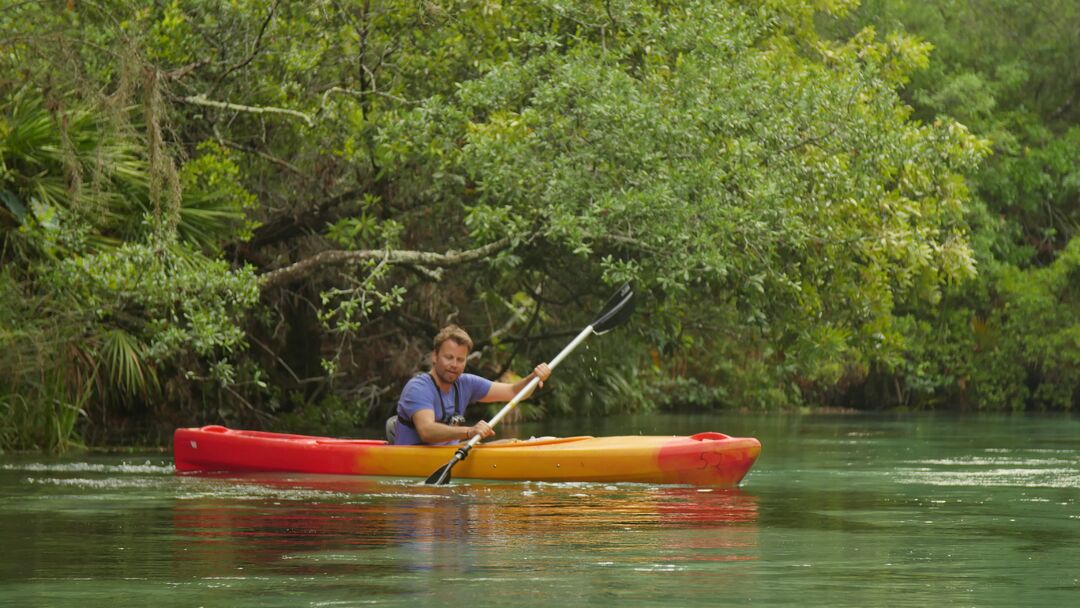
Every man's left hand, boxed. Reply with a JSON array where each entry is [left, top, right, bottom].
[[534, 363, 552, 387]]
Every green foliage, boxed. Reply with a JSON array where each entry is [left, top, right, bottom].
[[365, 1, 987, 409], [0, 392, 87, 454], [0, 271, 89, 452], [984, 237, 1080, 409], [270, 394, 368, 438], [178, 141, 260, 248], [99, 328, 157, 397], [15, 0, 1074, 448], [50, 241, 259, 367], [882, 237, 1080, 412], [0, 6, 265, 448], [0, 87, 147, 253], [826, 1, 1080, 411], [978, 127, 1080, 259]]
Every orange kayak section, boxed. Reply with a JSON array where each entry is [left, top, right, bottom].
[[173, 426, 761, 487]]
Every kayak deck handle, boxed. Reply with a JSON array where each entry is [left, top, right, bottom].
[[689, 432, 731, 441]]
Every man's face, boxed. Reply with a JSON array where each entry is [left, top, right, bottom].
[[431, 340, 469, 386]]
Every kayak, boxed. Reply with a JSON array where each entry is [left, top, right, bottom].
[[173, 426, 761, 486]]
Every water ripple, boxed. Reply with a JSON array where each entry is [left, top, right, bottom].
[[909, 457, 1079, 466], [1, 461, 173, 474], [894, 468, 1080, 488]]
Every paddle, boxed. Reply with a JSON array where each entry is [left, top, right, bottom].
[[425, 283, 635, 485]]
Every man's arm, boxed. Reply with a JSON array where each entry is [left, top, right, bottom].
[[479, 363, 552, 403], [412, 408, 495, 444]]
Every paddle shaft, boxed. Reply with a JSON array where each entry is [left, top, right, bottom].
[[459, 323, 595, 450]]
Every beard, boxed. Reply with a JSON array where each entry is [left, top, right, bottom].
[[433, 368, 459, 386]]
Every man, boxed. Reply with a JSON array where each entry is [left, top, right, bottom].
[[390, 324, 552, 446]]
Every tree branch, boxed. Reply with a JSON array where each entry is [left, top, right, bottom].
[[258, 236, 517, 290], [320, 86, 422, 109], [179, 93, 314, 127]]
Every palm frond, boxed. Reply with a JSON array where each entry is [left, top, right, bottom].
[[98, 328, 158, 397]]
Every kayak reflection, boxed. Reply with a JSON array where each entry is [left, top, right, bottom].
[[170, 473, 760, 578]]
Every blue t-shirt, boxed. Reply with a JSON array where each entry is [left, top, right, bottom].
[[394, 373, 493, 446]]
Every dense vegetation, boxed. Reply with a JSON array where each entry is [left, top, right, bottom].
[[0, 0, 1074, 451], [828, 0, 1080, 411]]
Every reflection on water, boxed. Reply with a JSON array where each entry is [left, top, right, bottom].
[[2, 412, 1079, 607], [170, 473, 760, 579]]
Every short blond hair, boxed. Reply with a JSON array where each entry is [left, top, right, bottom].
[[433, 324, 473, 352]]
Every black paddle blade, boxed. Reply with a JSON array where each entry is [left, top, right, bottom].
[[425, 463, 452, 485], [591, 283, 635, 335], [425, 445, 471, 485]]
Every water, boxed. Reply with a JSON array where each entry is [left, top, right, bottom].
[[1, 413, 1078, 607]]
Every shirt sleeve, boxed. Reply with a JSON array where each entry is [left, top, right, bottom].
[[460, 373, 494, 408], [397, 376, 434, 423]]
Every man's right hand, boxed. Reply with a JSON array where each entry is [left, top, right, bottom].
[[467, 420, 495, 441]]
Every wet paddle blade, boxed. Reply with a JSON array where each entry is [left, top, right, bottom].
[[425, 464, 452, 485], [591, 283, 635, 335], [426, 446, 471, 485]]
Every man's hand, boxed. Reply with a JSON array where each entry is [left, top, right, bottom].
[[533, 363, 552, 387], [467, 420, 495, 441], [415, 409, 494, 444]]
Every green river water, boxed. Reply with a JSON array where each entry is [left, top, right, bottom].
[[1, 412, 1078, 607]]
